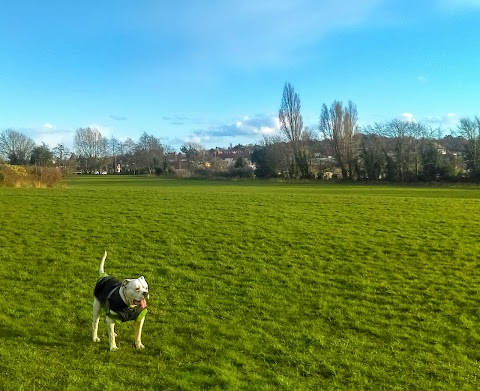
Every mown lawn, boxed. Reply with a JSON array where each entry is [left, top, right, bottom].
[[1, 177, 479, 390]]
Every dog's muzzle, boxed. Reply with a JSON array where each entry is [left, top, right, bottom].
[[133, 292, 148, 309]]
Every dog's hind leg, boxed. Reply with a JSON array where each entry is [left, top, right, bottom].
[[92, 298, 102, 342]]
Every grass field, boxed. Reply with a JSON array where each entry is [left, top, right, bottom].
[[1, 176, 479, 390]]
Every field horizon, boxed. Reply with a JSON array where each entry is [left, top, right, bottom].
[[1, 176, 479, 390]]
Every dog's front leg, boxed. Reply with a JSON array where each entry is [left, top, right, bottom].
[[106, 316, 118, 351], [134, 317, 146, 349]]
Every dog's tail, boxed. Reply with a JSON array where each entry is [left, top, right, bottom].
[[99, 251, 107, 275]]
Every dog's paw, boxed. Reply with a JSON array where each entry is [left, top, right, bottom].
[[134, 342, 145, 349], [93, 337, 100, 343], [110, 345, 118, 352]]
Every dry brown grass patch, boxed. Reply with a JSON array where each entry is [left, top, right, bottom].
[[0, 164, 63, 187]]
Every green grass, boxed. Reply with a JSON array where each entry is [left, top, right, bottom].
[[1, 176, 480, 390]]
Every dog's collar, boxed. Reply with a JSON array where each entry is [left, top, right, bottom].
[[105, 285, 132, 310], [120, 284, 137, 308], [106, 285, 146, 323]]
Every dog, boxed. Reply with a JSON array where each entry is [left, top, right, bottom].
[[92, 251, 149, 351]]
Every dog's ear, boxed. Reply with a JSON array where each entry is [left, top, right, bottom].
[[122, 279, 132, 287], [139, 276, 145, 281]]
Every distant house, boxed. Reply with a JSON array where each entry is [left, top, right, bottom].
[[223, 158, 235, 166]]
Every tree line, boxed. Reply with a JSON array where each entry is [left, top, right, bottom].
[[1, 82, 480, 181], [0, 128, 170, 175], [0, 127, 254, 177], [252, 82, 477, 182]]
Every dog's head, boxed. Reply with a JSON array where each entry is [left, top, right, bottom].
[[122, 276, 149, 309]]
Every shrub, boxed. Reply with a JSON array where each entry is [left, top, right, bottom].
[[0, 164, 63, 188], [226, 166, 255, 179]]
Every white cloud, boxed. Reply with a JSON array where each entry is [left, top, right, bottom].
[[88, 124, 112, 138], [185, 136, 205, 145], [417, 75, 428, 84], [423, 113, 459, 129], [34, 133, 66, 147], [22, 125, 75, 148], [236, 116, 279, 136], [193, 114, 279, 139], [401, 112, 417, 123], [180, 114, 281, 148], [399, 112, 460, 130]]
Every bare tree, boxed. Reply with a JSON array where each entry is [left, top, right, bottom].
[[73, 127, 107, 172], [319, 101, 359, 179], [109, 137, 121, 173], [263, 135, 290, 177], [279, 82, 311, 177], [383, 119, 427, 181], [279, 83, 303, 144], [376, 119, 410, 181], [457, 116, 480, 177], [358, 127, 387, 180], [180, 142, 205, 172], [0, 129, 36, 164], [121, 138, 136, 156], [116, 138, 137, 173], [52, 143, 72, 171], [367, 119, 438, 181], [53, 143, 68, 162], [134, 132, 164, 174]]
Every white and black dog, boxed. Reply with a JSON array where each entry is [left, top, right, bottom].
[[92, 251, 149, 351]]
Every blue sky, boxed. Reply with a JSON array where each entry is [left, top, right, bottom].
[[1, 0, 480, 151]]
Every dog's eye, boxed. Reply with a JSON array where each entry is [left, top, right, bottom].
[[136, 287, 140, 291]]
